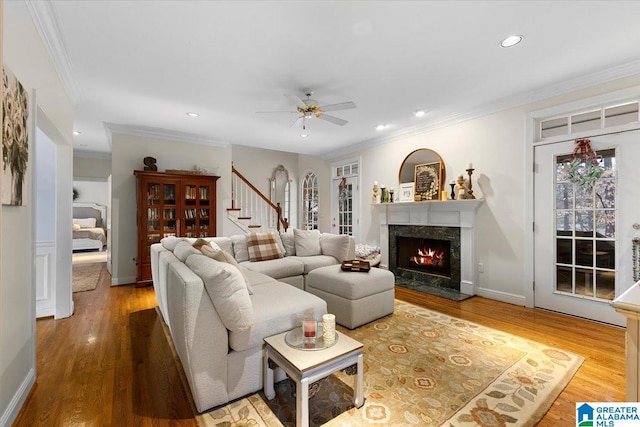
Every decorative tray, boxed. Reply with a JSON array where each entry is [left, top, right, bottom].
[[341, 260, 371, 272], [285, 323, 338, 351]]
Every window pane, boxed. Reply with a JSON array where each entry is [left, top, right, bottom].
[[556, 211, 573, 236], [594, 179, 615, 208], [575, 268, 594, 297], [596, 270, 615, 300], [557, 238, 572, 264], [541, 117, 568, 138], [575, 240, 593, 267], [556, 183, 573, 209], [595, 240, 615, 270], [571, 110, 601, 133], [575, 210, 593, 235], [596, 210, 615, 238], [604, 102, 639, 127], [575, 185, 593, 209], [556, 266, 572, 293]]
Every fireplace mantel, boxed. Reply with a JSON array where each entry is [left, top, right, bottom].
[[374, 199, 484, 295]]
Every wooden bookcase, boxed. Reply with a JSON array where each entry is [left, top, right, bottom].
[[134, 170, 219, 285]]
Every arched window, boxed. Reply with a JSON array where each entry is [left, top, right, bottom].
[[302, 172, 318, 230]]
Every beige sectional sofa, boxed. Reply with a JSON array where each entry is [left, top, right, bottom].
[[149, 230, 356, 412]]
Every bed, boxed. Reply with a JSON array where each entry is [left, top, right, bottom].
[[73, 203, 107, 251]]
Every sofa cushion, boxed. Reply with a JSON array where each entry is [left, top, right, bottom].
[[294, 229, 321, 256], [320, 233, 353, 262], [186, 254, 254, 332], [239, 257, 304, 279], [231, 235, 249, 262], [242, 269, 277, 287], [228, 281, 326, 352], [279, 231, 296, 256], [174, 241, 202, 262], [161, 236, 188, 251], [246, 232, 284, 262], [200, 245, 254, 294], [288, 255, 339, 274]]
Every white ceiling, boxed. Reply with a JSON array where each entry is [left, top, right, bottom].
[[33, 1, 640, 158]]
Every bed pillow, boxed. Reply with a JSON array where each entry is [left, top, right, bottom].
[[246, 232, 284, 262], [73, 218, 96, 229], [200, 245, 253, 294], [294, 229, 321, 256], [186, 254, 254, 332], [72, 223, 81, 231]]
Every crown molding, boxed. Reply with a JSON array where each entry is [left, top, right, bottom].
[[26, 0, 84, 104], [104, 123, 230, 148], [73, 150, 112, 160], [324, 59, 640, 160]]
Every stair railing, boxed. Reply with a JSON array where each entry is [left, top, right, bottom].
[[231, 165, 289, 232]]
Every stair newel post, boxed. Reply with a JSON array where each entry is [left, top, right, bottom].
[[276, 203, 282, 232]]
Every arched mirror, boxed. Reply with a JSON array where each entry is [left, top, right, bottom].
[[398, 149, 446, 201], [270, 165, 290, 224]]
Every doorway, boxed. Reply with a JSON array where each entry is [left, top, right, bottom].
[[534, 130, 640, 326], [330, 160, 359, 240]]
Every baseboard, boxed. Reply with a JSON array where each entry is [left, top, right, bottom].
[[476, 287, 526, 306], [460, 280, 474, 296], [110, 276, 136, 286], [0, 368, 35, 427], [36, 306, 55, 318]]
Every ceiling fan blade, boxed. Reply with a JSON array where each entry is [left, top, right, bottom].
[[290, 117, 304, 128], [256, 110, 298, 114], [284, 94, 307, 109], [318, 114, 348, 126], [319, 101, 357, 112]]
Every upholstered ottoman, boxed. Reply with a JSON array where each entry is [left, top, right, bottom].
[[306, 265, 395, 329]]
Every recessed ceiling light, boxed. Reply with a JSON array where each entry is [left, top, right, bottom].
[[376, 124, 388, 131], [500, 35, 523, 48], [73, 131, 81, 135], [186, 112, 200, 117], [301, 134, 308, 138], [414, 110, 425, 117]]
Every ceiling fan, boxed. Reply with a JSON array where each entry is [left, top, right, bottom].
[[257, 92, 357, 130]]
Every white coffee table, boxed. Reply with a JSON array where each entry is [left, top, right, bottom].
[[263, 328, 364, 427]]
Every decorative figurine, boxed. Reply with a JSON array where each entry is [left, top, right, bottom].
[[457, 175, 466, 199], [372, 181, 379, 204]]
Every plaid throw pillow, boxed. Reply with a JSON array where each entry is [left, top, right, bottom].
[[246, 232, 284, 262]]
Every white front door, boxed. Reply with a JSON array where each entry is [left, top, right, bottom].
[[331, 175, 358, 239], [534, 130, 640, 326]]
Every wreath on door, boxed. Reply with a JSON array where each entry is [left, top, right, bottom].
[[563, 138, 604, 187]]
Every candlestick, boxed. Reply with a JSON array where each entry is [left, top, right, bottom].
[[465, 168, 476, 199], [467, 162, 473, 170], [450, 183, 456, 200]]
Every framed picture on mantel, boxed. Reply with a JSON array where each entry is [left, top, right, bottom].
[[398, 182, 414, 202], [414, 161, 442, 201]]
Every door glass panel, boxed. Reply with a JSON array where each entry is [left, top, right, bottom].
[[575, 268, 594, 297], [338, 181, 353, 236], [554, 149, 616, 300], [164, 184, 176, 202]]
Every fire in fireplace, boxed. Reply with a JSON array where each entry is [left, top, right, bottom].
[[397, 236, 451, 278]]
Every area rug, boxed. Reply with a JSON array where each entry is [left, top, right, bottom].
[[197, 301, 584, 427], [72, 262, 106, 292]]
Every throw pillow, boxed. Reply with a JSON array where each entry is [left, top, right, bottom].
[[231, 235, 249, 262], [161, 236, 187, 251], [173, 241, 202, 262], [279, 230, 296, 256], [293, 229, 321, 256], [72, 223, 81, 231], [186, 254, 254, 332], [246, 232, 284, 262], [192, 238, 210, 250], [320, 233, 353, 262], [200, 245, 253, 294]]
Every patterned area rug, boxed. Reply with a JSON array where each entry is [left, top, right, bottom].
[[72, 262, 106, 292], [197, 301, 583, 427]]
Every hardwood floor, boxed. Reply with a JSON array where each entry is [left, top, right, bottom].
[[13, 273, 624, 426]]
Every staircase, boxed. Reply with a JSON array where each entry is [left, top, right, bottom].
[[227, 165, 289, 233]]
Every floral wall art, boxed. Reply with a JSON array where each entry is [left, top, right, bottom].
[[2, 65, 29, 206]]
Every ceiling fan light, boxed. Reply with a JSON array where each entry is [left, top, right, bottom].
[[301, 134, 308, 138], [376, 124, 387, 131], [500, 35, 523, 48], [186, 112, 200, 117], [414, 110, 425, 117], [73, 130, 81, 135]]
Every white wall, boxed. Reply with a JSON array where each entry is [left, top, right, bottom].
[[110, 133, 231, 285], [1, 1, 74, 425], [73, 179, 108, 207], [73, 156, 111, 179], [231, 145, 299, 229], [330, 73, 640, 304]]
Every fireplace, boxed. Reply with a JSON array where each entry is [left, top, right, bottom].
[[389, 225, 461, 292]]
